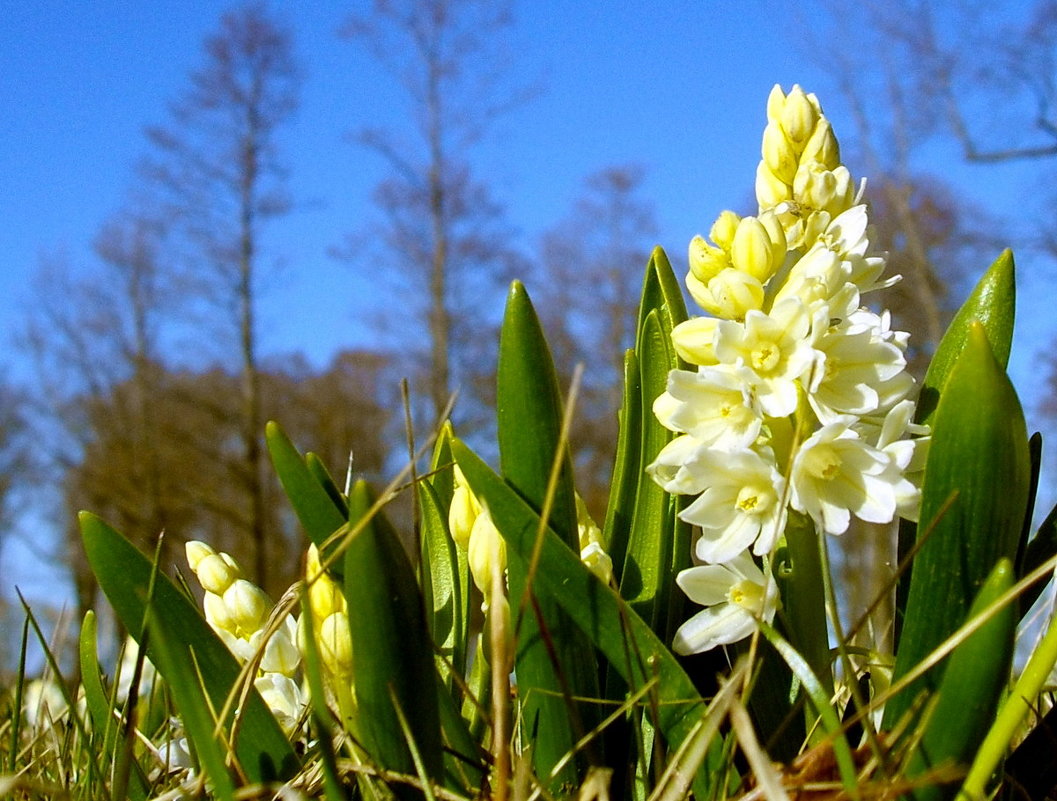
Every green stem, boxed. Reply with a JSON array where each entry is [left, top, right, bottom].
[[777, 511, 832, 740], [961, 599, 1057, 800]]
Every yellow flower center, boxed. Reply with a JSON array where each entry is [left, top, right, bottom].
[[803, 444, 841, 481], [735, 485, 770, 515], [727, 579, 766, 614], [751, 342, 781, 373]]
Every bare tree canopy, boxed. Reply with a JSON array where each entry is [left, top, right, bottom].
[[341, 0, 533, 430], [141, 3, 300, 587]]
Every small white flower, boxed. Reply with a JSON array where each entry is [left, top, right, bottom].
[[679, 448, 788, 563], [714, 298, 817, 417], [790, 422, 900, 535], [653, 367, 762, 449], [255, 673, 305, 736], [807, 324, 907, 423], [672, 551, 780, 655]]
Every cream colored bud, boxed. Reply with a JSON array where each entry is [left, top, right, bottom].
[[762, 121, 797, 184], [575, 494, 604, 552], [755, 161, 792, 210], [766, 84, 786, 124], [306, 544, 346, 622], [319, 611, 353, 678], [758, 210, 788, 272], [194, 553, 239, 595], [467, 508, 506, 599], [698, 269, 765, 320], [781, 85, 820, 145], [223, 579, 271, 636], [709, 210, 741, 250], [185, 540, 216, 572], [688, 235, 730, 283], [731, 216, 778, 282], [448, 484, 478, 551], [258, 617, 301, 677], [793, 161, 839, 211], [204, 590, 238, 634], [800, 118, 840, 170], [671, 317, 720, 365]]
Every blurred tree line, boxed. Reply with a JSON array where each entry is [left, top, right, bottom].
[[3, 0, 1057, 643]]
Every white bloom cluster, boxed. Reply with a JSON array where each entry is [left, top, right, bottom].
[[185, 541, 304, 735], [649, 85, 929, 655]]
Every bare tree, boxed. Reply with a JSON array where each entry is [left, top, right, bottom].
[[534, 166, 658, 517], [142, 3, 299, 587], [340, 0, 532, 429], [22, 208, 173, 621]]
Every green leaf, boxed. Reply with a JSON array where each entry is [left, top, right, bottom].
[[636, 246, 689, 350], [905, 558, 1016, 801], [1020, 499, 1057, 614], [621, 309, 679, 636], [266, 421, 348, 576], [917, 250, 1015, 427], [886, 323, 1029, 728], [344, 480, 444, 793], [79, 512, 300, 783], [78, 612, 149, 801], [601, 348, 641, 582], [418, 480, 466, 677], [496, 280, 601, 790], [451, 439, 724, 799], [306, 451, 349, 518]]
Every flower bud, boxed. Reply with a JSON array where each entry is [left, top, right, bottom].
[[709, 210, 741, 250], [688, 235, 730, 283], [671, 317, 720, 365], [697, 269, 765, 321], [755, 161, 792, 210], [185, 540, 215, 572], [319, 611, 353, 678], [780, 85, 820, 146], [467, 508, 506, 601], [762, 120, 797, 184], [306, 544, 346, 622], [223, 579, 271, 637], [257, 617, 301, 677], [800, 118, 840, 170], [731, 216, 779, 282], [448, 485, 478, 551], [204, 590, 238, 634], [194, 553, 240, 595]]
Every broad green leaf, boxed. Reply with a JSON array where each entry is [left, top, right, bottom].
[[429, 421, 457, 507], [1020, 499, 1057, 615], [266, 421, 347, 576], [886, 323, 1029, 727], [452, 439, 725, 799], [636, 246, 689, 350], [621, 309, 678, 635], [418, 480, 466, 677], [79, 512, 300, 783], [78, 611, 149, 801], [602, 348, 641, 582], [897, 252, 1017, 631], [306, 451, 349, 517], [496, 280, 600, 790], [344, 480, 444, 793], [917, 249, 1015, 427], [905, 559, 1016, 801], [147, 610, 237, 801]]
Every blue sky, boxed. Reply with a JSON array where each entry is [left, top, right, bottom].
[[2, 2, 1054, 602]]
